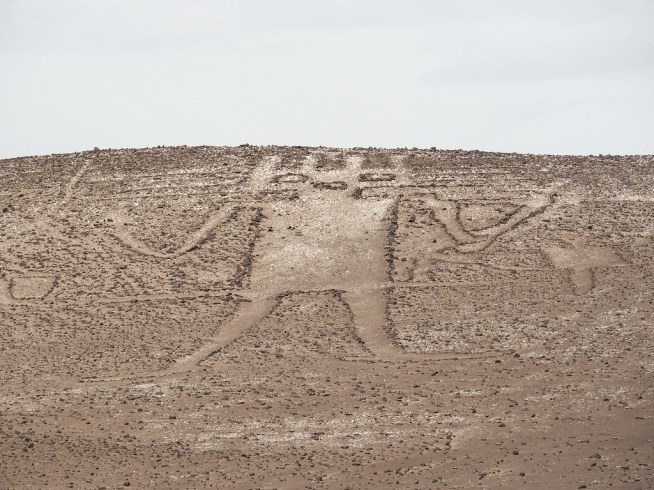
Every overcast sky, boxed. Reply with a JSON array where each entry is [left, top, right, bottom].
[[1, 0, 653, 158]]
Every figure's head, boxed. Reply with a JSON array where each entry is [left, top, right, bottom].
[[249, 151, 410, 201]]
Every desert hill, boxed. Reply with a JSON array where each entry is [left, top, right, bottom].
[[1, 146, 652, 488]]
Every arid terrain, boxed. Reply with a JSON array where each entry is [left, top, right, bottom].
[[0, 145, 652, 489]]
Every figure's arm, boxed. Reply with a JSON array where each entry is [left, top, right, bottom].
[[177, 205, 237, 255], [0, 275, 11, 304], [454, 193, 554, 253], [109, 204, 236, 259], [423, 198, 476, 244], [422, 193, 553, 255]]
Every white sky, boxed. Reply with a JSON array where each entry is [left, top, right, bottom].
[[1, 0, 653, 158]]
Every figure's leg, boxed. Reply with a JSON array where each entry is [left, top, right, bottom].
[[344, 289, 398, 360], [345, 288, 508, 362], [168, 295, 276, 373], [570, 267, 593, 295], [0, 276, 11, 304], [78, 295, 275, 384]]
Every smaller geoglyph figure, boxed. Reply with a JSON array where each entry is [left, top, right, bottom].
[[544, 237, 625, 295]]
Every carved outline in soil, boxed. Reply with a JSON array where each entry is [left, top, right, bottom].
[[105, 205, 237, 259]]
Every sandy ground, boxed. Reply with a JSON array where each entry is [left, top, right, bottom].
[[0, 146, 652, 488]]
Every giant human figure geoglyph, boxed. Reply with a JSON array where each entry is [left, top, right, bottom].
[[170, 153, 554, 370]]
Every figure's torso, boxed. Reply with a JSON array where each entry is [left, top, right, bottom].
[[248, 197, 392, 294]]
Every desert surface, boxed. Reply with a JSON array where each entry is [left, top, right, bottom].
[[0, 145, 652, 489]]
